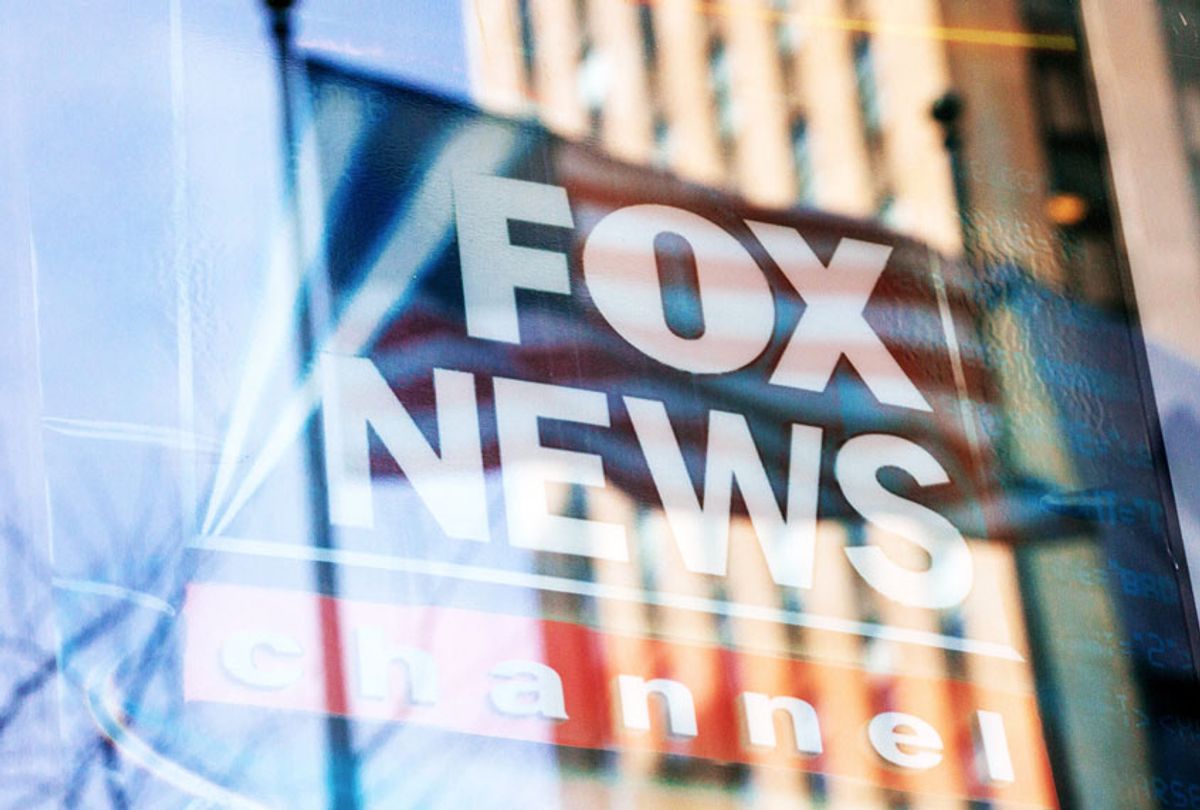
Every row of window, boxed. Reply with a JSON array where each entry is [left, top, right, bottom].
[[509, 0, 909, 208]]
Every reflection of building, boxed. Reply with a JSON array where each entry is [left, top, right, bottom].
[[541, 482, 1057, 808], [461, 2, 1146, 807], [471, 0, 962, 245], [467, 0, 1124, 304]]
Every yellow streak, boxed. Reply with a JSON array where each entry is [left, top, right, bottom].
[[631, 0, 1078, 52]]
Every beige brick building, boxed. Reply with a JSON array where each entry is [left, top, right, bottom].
[[465, 0, 1076, 275], [459, 3, 1131, 808]]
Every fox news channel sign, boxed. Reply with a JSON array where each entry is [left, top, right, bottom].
[[185, 60, 1055, 807]]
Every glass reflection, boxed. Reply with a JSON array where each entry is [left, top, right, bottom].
[[3, 1, 1200, 808]]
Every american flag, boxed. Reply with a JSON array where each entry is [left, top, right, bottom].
[[303, 56, 1006, 543]]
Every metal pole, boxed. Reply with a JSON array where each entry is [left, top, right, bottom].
[[930, 89, 1088, 808], [261, 2, 362, 807], [931, 91, 976, 266]]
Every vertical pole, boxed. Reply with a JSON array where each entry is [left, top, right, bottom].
[[931, 89, 1087, 809], [931, 91, 976, 266], [261, 2, 361, 807]]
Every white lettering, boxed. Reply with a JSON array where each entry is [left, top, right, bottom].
[[617, 675, 698, 738], [625, 396, 821, 587], [321, 354, 489, 541], [741, 692, 823, 754], [494, 377, 628, 560], [220, 630, 304, 690], [585, 205, 775, 373], [488, 660, 569, 720], [455, 173, 574, 343], [354, 627, 438, 704], [977, 710, 1016, 783], [835, 433, 973, 608], [748, 221, 931, 411], [868, 711, 944, 770]]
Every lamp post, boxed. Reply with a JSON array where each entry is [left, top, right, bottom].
[[931, 90, 977, 267], [260, 2, 362, 807]]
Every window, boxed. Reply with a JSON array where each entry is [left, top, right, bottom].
[[637, 1, 656, 69], [577, 40, 608, 136], [11, 3, 1200, 808], [516, 0, 535, 85], [853, 34, 881, 136], [791, 117, 812, 201], [1035, 58, 1091, 136], [653, 114, 671, 168], [709, 37, 736, 154]]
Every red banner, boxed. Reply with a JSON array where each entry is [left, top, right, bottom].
[[184, 582, 1056, 807]]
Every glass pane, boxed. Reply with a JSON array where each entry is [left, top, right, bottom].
[[3, 1, 1200, 808]]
